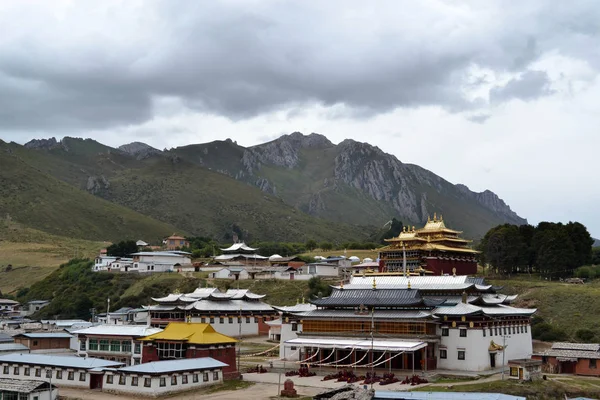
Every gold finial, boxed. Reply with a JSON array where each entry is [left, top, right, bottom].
[[433, 212, 437, 221], [427, 215, 431, 222], [412, 226, 415, 232], [407, 280, 411, 289], [302, 296, 305, 304], [372, 277, 377, 290], [427, 235, 431, 243], [440, 214, 443, 221], [340, 280, 344, 289], [187, 315, 191, 324], [403, 226, 406, 232], [452, 267, 457, 277]]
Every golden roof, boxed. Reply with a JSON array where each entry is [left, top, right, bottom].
[[140, 322, 237, 345]]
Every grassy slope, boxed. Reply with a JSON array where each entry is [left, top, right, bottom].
[[413, 377, 600, 400], [489, 276, 600, 338], [102, 156, 366, 242], [0, 143, 182, 243]]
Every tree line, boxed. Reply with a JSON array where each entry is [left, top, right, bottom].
[[479, 221, 594, 277]]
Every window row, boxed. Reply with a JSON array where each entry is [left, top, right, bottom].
[[441, 325, 528, 337], [200, 317, 259, 324], [87, 339, 138, 353], [439, 349, 465, 360], [2, 365, 86, 381], [106, 371, 220, 387]]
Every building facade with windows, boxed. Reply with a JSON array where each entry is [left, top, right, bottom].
[[103, 357, 226, 397], [74, 326, 162, 366], [533, 342, 600, 376], [13, 333, 73, 353], [280, 275, 535, 372], [0, 354, 123, 390], [139, 322, 238, 378], [146, 288, 278, 336]]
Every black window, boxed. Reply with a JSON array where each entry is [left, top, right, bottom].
[[132, 376, 139, 386], [68, 371, 74, 380], [193, 374, 199, 383], [106, 375, 114, 384], [213, 371, 219, 380], [182, 375, 188, 384], [24, 368, 30, 376], [201, 317, 206, 323], [441, 327, 449, 336], [3, 366, 8, 374], [459, 329, 467, 337], [489, 328, 493, 336], [119, 375, 126, 385], [219, 317, 224, 324], [228, 317, 233, 324], [495, 327, 498, 336], [144, 378, 151, 387], [35, 369, 41, 377], [440, 349, 447, 359], [246, 317, 250, 323], [79, 372, 86, 381], [255, 317, 259, 323], [203, 372, 209, 382], [291, 323, 298, 332], [55, 370, 62, 379], [458, 350, 465, 360], [210, 317, 215, 323], [159, 377, 166, 387], [13, 367, 19, 375], [482, 329, 486, 337], [591, 359, 597, 369], [171, 375, 177, 385], [525, 325, 528, 333]]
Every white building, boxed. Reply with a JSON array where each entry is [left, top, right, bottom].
[[102, 357, 226, 397], [0, 379, 57, 400], [21, 301, 50, 317], [147, 288, 278, 337], [272, 303, 317, 360], [74, 325, 162, 366], [209, 267, 249, 280], [279, 275, 535, 372], [94, 256, 119, 270], [0, 353, 123, 389], [131, 252, 192, 273], [0, 300, 20, 318]]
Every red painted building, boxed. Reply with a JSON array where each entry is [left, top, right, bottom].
[[140, 322, 239, 379], [378, 214, 479, 275], [533, 342, 600, 376]]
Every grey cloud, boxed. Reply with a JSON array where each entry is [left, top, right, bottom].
[[467, 114, 492, 124], [490, 71, 554, 104], [0, 0, 598, 133]]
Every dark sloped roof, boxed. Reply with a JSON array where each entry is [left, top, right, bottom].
[[311, 288, 425, 307]]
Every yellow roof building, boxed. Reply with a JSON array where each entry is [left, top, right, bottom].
[[140, 322, 237, 345]]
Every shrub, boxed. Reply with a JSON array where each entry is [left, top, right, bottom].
[[575, 328, 597, 342]]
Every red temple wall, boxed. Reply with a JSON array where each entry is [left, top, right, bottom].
[[425, 258, 477, 275]]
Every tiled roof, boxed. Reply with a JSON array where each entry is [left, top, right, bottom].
[[537, 348, 600, 360], [0, 379, 51, 393], [117, 357, 227, 374], [140, 323, 236, 345], [311, 288, 424, 307], [552, 342, 600, 351], [273, 304, 317, 313], [14, 333, 72, 339], [185, 300, 274, 312]]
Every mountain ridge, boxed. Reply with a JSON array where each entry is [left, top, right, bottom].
[[16, 132, 526, 240]]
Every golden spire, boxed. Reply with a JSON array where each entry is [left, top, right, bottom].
[[434, 212, 437, 221], [412, 226, 415, 232], [403, 226, 406, 232], [340, 280, 344, 289], [440, 214, 443, 221], [372, 277, 377, 290], [407, 280, 411, 289], [302, 296, 305, 304], [427, 215, 431, 222]]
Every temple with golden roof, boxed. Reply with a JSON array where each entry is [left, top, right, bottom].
[[378, 213, 479, 275]]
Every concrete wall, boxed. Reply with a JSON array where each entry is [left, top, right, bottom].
[[437, 323, 533, 372], [15, 337, 71, 351], [279, 322, 302, 361], [103, 368, 221, 397]]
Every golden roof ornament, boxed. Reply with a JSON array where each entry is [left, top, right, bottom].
[[433, 212, 437, 221], [372, 277, 377, 290], [427, 215, 431, 222], [340, 280, 344, 289], [407, 280, 411, 289]]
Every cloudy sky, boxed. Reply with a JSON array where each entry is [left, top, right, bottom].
[[1, 0, 600, 235]]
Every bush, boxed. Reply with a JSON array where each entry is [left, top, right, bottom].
[[575, 328, 597, 342], [532, 322, 568, 342]]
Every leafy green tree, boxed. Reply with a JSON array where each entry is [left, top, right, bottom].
[[533, 228, 576, 278], [106, 240, 138, 257], [319, 242, 333, 251], [305, 240, 317, 251], [481, 224, 525, 275], [307, 277, 332, 299]]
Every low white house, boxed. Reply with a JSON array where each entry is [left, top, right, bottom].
[[305, 263, 341, 277], [103, 357, 227, 397], [131, 252, 192, 273], [210, 267, 249, 280], [0, 353, 123, 389]]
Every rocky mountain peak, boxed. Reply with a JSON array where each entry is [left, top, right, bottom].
[[284, 132, 334, 148], [24, 137, 60, 150], [118, 142, 161, 160]]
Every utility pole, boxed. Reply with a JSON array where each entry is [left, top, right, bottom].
[[370, 307, 375, 390], [106, 298, 111, 325], [237, 306, 242, 374], [501, 334, 509, 380]]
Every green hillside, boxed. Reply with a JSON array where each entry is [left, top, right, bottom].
[[101, 156, 366, 242], [0, 142, 181, 242]]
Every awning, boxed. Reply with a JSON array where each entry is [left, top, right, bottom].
[[284, 337, 427, 352]]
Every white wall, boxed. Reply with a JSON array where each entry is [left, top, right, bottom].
[[0, 363, 92, 388], [190, 317, 258, 337], [77, 336, 143, 366], [279, 322, 302, 361], [437, 324, 533, 372], [103, 368, 222, 397]]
